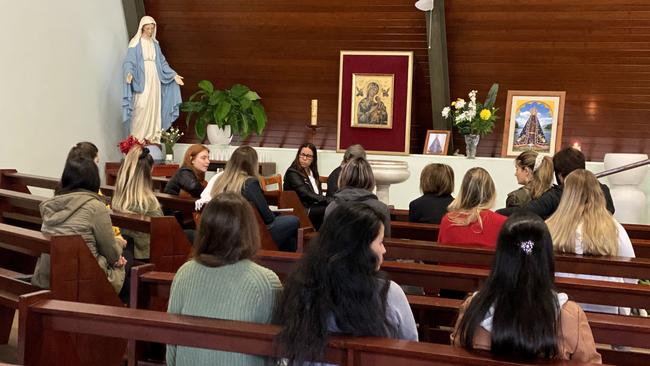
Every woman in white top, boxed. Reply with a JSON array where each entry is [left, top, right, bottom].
[[546, 169, 636, 315]]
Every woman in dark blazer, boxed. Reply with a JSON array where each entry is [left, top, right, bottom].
[[409, 163, 455, 224], [283, 143, 332, 230]]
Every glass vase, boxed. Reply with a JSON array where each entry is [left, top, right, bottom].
[[164, 143, 174, 163], [464, 134, 480, 159]]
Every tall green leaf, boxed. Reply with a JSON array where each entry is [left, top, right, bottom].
[[483, 83, 499, 109], [215, 101, 232, 123], [208, 90, 225, 106], [195, 114, 210, 139], [240, 113, 251, 138], [198, 80, 214, 94], [230, 84, 250, 98], [244, 90, 261, 101], [251, 102, 267, 135]]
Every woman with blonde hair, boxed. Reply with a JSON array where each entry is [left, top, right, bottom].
[[164, 144, 210, 198], [112, 145, 163, 260], [438, 167, 506, 248], [546, 169, 636, 314], [211, 145, 300, 252], [506, 151, 554, 207]]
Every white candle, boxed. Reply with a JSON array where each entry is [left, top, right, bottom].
[[310, 99, 318, 126]]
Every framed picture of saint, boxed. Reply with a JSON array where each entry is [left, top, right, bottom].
[[501, 91, 566, 157], [350, 74, 394, 129], [423, 130, 450, 155], [337, 51, 413, 155]]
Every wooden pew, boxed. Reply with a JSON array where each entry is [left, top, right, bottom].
[[388, 214, 650, 259], [390, 207, 650, 243], [0, 223, 126, 364], [384, 238, 650, 279], [0, 166, 309, 238], [130, 259, 650, 366], [132, 251, 650, 318], [390, 221, 439, 241], [19, 295, 607, 366], [0, 188, 191, 273]]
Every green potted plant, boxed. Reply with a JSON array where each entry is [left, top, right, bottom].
[[180, 80, 267, 145]]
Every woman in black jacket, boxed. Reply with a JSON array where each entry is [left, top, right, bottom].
[[164, 144, 210, 198], [283, 143, 332, 230]]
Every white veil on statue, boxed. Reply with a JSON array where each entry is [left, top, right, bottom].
[[128, 16, 158, 48]]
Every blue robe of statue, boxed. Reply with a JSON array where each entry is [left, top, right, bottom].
[[122, 41, 181, 134]]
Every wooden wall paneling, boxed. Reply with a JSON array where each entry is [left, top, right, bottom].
[[444, 1, 650, 160], [143, 0, 432, 152], [143, 0, 650, 160]]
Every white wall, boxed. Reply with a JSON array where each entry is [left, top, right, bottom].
[[0, 1, 128, 189], [174, 144, 650, 224]]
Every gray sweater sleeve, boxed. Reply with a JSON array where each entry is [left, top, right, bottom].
[[386, 280, 418, 341]]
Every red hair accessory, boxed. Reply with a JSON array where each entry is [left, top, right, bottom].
[[118, 135, 149, 155]]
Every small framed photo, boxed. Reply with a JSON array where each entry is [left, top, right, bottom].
[[501, 90, 566, 157], [423, 130, 450, 155]]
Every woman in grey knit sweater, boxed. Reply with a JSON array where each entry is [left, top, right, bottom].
[[274, 202, 417, 365], [166, 192, 282, 366]]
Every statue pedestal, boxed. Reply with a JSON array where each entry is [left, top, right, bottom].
[[603, 153, 649, 224], [368, 160, 411, 205]]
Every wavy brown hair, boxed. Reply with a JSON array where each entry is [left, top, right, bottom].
[[192, 192, 260, 267]]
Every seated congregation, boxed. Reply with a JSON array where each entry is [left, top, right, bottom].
[[4, 141, 649, 366]]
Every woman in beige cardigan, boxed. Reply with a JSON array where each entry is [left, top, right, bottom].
[[451, 211, 601, 363]]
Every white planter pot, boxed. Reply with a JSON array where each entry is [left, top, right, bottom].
[[206, 125, 232, 146]]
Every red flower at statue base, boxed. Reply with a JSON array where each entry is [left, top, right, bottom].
[[118, 135, 150, 155]]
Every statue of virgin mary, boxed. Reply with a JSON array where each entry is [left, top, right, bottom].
[[122, 16, 183, 143]]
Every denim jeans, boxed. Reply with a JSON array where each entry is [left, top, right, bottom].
[[268, 215, 300, 252]]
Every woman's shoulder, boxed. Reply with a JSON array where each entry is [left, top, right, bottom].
[[77, 192, 108, 211], [507, 187, 531, 202], [240, 260, 282, 290], [560, 299, 583, 318], [483, 209, 507, 222]]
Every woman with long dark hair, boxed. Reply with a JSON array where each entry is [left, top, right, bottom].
[[451, 211, 601, 362], [274, 202, 417, 364], [283, 142, 332, 230]]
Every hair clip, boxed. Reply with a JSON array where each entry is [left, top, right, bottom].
[[139, 147, 150, 159], [520, 240, 534, 255], [533, 154, 544, 172]]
